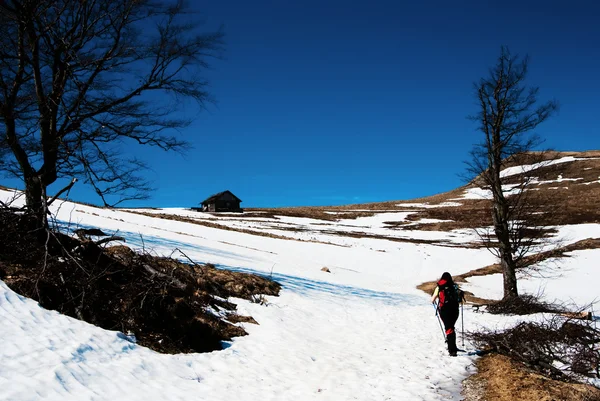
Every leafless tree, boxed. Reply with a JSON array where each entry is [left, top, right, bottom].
[[466, 46, 559, 300], [0, 0, 223, 227]]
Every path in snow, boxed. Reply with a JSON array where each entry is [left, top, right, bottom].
[[1, 279, 495, 401], [0, 189, 564, 400]]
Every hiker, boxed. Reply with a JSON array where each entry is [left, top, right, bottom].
[[431, 272, 464, 356]]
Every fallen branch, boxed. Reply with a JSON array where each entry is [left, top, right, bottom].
[[560, 311, 593, 321], [142, 263, 186, 290], [95, 236, 126, 246]]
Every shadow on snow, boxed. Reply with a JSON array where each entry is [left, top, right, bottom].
[[214, 264, 421, 305], [55, 221, 421, 305], [55, 221, 257, 264]]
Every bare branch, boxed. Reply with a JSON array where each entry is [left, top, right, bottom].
[[465, 47, 559, 300], [46, 177, 77, 207], [0, 0, 224, 224], [95, 235, 126, 246]]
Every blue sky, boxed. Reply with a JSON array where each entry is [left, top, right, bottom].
[[4, 0, 600, 208]]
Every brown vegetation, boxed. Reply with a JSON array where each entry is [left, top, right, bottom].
[[463, 354, 600, 401], [125, 210, 458, 247], [469, 318, 600, 381], [0, 209, 280, 354], [247, 151, 600, 233], [124, 210, 348, 246]]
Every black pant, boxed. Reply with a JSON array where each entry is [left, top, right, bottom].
[[439, 305, 459, 353]]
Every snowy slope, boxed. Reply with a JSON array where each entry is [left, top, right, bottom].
[[0, 186, 598, 400]]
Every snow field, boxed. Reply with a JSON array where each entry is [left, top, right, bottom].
[[1, 277, 509, 401], [1, 187, 599, 400]]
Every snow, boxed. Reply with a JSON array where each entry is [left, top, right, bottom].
[[457, 184, 521, 200], [396, 202, 463, 208], [123, 207, 221, 219], [1, 187, 599, 400], [583, 177, 600, 185], [1, 278, 507, 401], [454, 156, 600, 200], [163, 207, 475, 246], [556, 223, 600, 243], [461, 249, 600, 307], [530, 176, 583, 185], [456, 174, 586, 200], [499, 156, 599, 178]]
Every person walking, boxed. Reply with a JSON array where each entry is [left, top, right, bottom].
[[431, 272, 463, 356]]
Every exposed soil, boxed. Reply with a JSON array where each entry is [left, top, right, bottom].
[[0, 209, 280, 354], [463, 354, 600, 401]]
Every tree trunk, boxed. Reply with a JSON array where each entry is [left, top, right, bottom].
[[24, 175, 47, 228], [492, 176, 519, 300], [493, 202, 519, 300], [500, 252, 518, 300]]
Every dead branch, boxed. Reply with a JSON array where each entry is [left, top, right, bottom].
[[46, 178, 78, 207], [469, 310, 600, 385], [172, 247, 206, 274], [95, 236, 126, 246], [141, 263, 186, 290]]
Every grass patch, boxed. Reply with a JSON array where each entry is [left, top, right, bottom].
[[463, 354, 600, 401]]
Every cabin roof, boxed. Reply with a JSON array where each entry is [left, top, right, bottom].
[[200, 190, 242, 204]]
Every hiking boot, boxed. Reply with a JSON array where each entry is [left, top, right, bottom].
[[447, 332, 458, 356]]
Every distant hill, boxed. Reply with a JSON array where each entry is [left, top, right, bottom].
[[3, 150, 598, 234], [250, 150, 600, 231]]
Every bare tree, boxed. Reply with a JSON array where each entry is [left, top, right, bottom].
[[0, 0, 223, 226], [466, 46, 559, 300]]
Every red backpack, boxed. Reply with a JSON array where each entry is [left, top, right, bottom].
[[438, 279, 460, 307]]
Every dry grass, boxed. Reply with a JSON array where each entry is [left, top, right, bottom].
[[242, 207, 387, 221], [463, 354, 600, 401], [241, 151, 600, 233], [127, 210, 459, 247], [316, 229, 453, 246], [126, 210, 348, 246]]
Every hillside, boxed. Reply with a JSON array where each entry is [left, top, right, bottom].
[[129, 150, 600, 249], [255, 150, 600, 228], [0, 150, 599, 401]]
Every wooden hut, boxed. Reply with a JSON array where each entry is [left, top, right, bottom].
[[199, 190, 243, 212]]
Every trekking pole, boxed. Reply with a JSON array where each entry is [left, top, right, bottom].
[[433, 302, 447, 343], [461, 302, 465, 347]]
